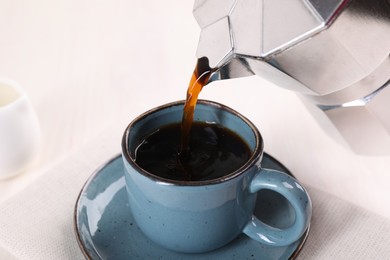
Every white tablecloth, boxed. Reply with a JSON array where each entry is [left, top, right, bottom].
[[0, 128, 390, 259], [1, 1, 390, 259]]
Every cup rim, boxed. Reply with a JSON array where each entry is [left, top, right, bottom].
[[121, 99, 264, 186]]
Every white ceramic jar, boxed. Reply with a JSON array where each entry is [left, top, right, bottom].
[[0, 78, 42, 180]]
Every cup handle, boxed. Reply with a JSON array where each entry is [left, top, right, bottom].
[[243, 168, 312, 246]]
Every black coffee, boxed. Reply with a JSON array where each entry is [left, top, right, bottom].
[[134, 122, 252, 181]]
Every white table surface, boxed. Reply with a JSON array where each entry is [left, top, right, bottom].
[[1, 1, 390, 259]]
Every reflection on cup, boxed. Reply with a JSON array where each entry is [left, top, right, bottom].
[[0, 78, 42, 180]]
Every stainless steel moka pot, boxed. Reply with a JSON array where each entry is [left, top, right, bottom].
[[193, 0, 390, 155]]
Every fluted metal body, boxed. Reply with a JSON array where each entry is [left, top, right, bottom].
[[194, 0, 390, 154]]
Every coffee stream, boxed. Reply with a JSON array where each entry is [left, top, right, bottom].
[[134, 57, 251, 181], [180, 57, 213, 154]]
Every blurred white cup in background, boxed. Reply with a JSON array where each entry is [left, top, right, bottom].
[[0, 78, 42, 180]]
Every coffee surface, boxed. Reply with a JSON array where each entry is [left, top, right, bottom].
[[134, 122, 251, 181]]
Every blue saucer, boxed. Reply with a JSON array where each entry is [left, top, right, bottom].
[[74, 154, 309, 259]]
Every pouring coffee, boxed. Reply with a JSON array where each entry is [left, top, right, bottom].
[[193, 0, 390, 155]]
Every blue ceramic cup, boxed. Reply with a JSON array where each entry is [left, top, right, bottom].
[[122, 100, 312, 253]]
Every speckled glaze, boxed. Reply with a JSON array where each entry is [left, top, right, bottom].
[[121, 100, 312, 253], [74, 154, 310, 259]]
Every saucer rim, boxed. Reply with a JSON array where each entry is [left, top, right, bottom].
[[73, 154, 122, 260], [73, 153, 310, 260]]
